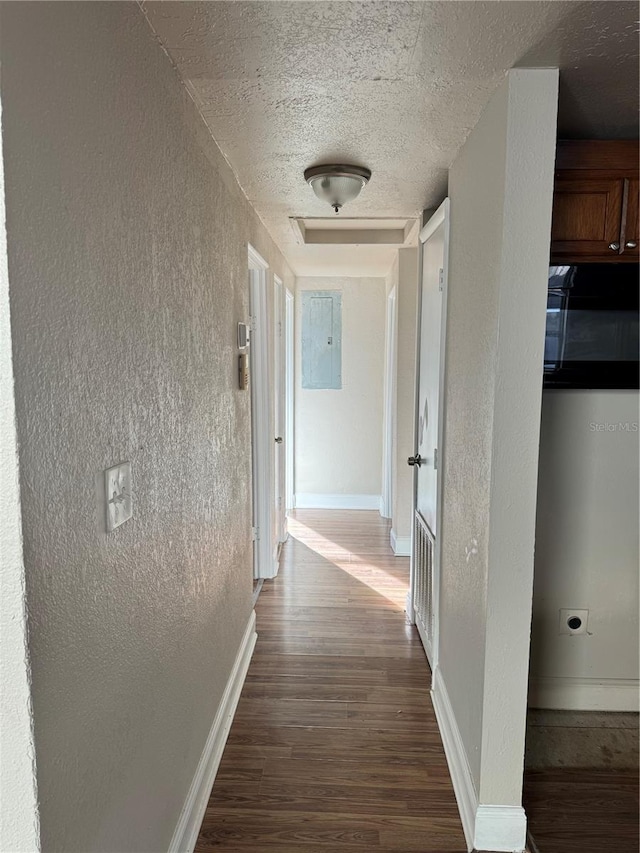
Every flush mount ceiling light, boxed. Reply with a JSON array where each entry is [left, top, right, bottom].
[[304, 164, 371, 214]]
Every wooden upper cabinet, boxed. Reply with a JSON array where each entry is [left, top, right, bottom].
[[622, 178, 639, 260], [551, 141, 639, 263], [551, 177, 624, 258]]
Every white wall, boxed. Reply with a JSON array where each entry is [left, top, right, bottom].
[[436, 69, 558, 850], [295, 276, 386, 506], [0, 5, 292, 852], [0, 88, 40, 853], [529, 390, 639, 711], [385, 250, 418, 552]]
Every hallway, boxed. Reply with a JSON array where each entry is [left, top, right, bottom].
[[194, 510, 466, 851]]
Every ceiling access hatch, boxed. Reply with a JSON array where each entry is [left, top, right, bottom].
[[290, 217, 419, 246]]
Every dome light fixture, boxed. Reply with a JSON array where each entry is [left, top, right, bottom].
[[304, 164, 371, 214]]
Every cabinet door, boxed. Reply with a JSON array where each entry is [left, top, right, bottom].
[[551, 177, 624, 260], [622, 178, 639, 260]]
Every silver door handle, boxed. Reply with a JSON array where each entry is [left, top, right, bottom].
[[407, 454, 422, 467], [609, 242, 620, 251], [625, 241, 637, 249], [275, 437, 283, 444]]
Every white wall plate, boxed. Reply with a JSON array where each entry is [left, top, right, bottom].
[[105, 462, 132, 531], [559, 608, 589, 635]]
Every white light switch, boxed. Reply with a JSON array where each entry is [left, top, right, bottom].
[[105, 462, 132, 531]]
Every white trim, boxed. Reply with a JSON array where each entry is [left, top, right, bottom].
[[390, 529, 411, 556], [169, 611, 257, 853], [431, 667, 477, 852], [528, 677, 640, 712], [294, 493, 381, 511], [419, 201, 448, 244], [381, 286, 397, 520], [475, 806, 527, 853], [431, 667, 527, 853], [247, 243, 269, 271]]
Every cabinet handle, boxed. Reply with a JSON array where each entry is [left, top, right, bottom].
[[625, 241, 637, 249], [608, 242, 620, 251]]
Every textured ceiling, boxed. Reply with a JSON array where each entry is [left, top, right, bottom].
[[143, 1, 639, 276]]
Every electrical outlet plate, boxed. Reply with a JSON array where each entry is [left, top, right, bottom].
[[105, 462, 132, 531], [559, 608, 589, 635]]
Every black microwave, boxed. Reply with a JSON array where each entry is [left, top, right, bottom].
[[544, 264, 639, 389]]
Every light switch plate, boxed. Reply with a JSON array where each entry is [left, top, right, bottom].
[[105, 462, 132, 531]]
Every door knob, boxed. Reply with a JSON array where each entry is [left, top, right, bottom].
[[407, 454, 422, 467], [275, 436, 283, 444], [625, 241, 637, 249], [608, 242, 620, 251]]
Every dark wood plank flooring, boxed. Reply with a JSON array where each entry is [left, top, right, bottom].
[[524, 768, 639, 853], [195, 510, 467, 852]]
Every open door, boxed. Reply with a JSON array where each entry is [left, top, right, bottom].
[[284, 288, 295, 517], [248, 245, 277, 579], [273, 276, 287, 546], [408, 199, 450, 669]]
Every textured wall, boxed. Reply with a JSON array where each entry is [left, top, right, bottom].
[[531, 390, 639, 701], [1, 4, 292, 852], [295, 276, 386, 499], [440, 70, 558, 807], [0, 91, 40, 853]]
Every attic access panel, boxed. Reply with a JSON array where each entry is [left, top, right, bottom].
[[301, 291, 342, 390]]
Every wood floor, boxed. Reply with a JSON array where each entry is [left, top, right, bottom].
[[195, 510, 467, 852], [524, 768, 640, 853]]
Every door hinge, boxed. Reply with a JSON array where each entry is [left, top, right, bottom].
[[251, 526, 259, 541], [434, 448, 438, 469], [438, 269, 444, 291]]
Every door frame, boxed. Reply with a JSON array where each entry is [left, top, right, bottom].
[[409, 198, 450, 671], [248, 244, 277, 579], [285, 288, 295, 517], [381, 286, 397, 519]]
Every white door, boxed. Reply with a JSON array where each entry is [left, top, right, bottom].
[[284, 289, 295, 516], [273, 276, 286, 545], [410, 199, 450, 668], [248, 245, 277, 579]]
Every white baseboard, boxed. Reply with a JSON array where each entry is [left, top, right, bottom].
[[475, 805, 527, 852], [431, 667, 527, 853], [528, 677, 640, 712], [431, 667, 477, 851], [168, 611, 257, 853], [294, 493, 382, 511], [390, 529, 411, 556]]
